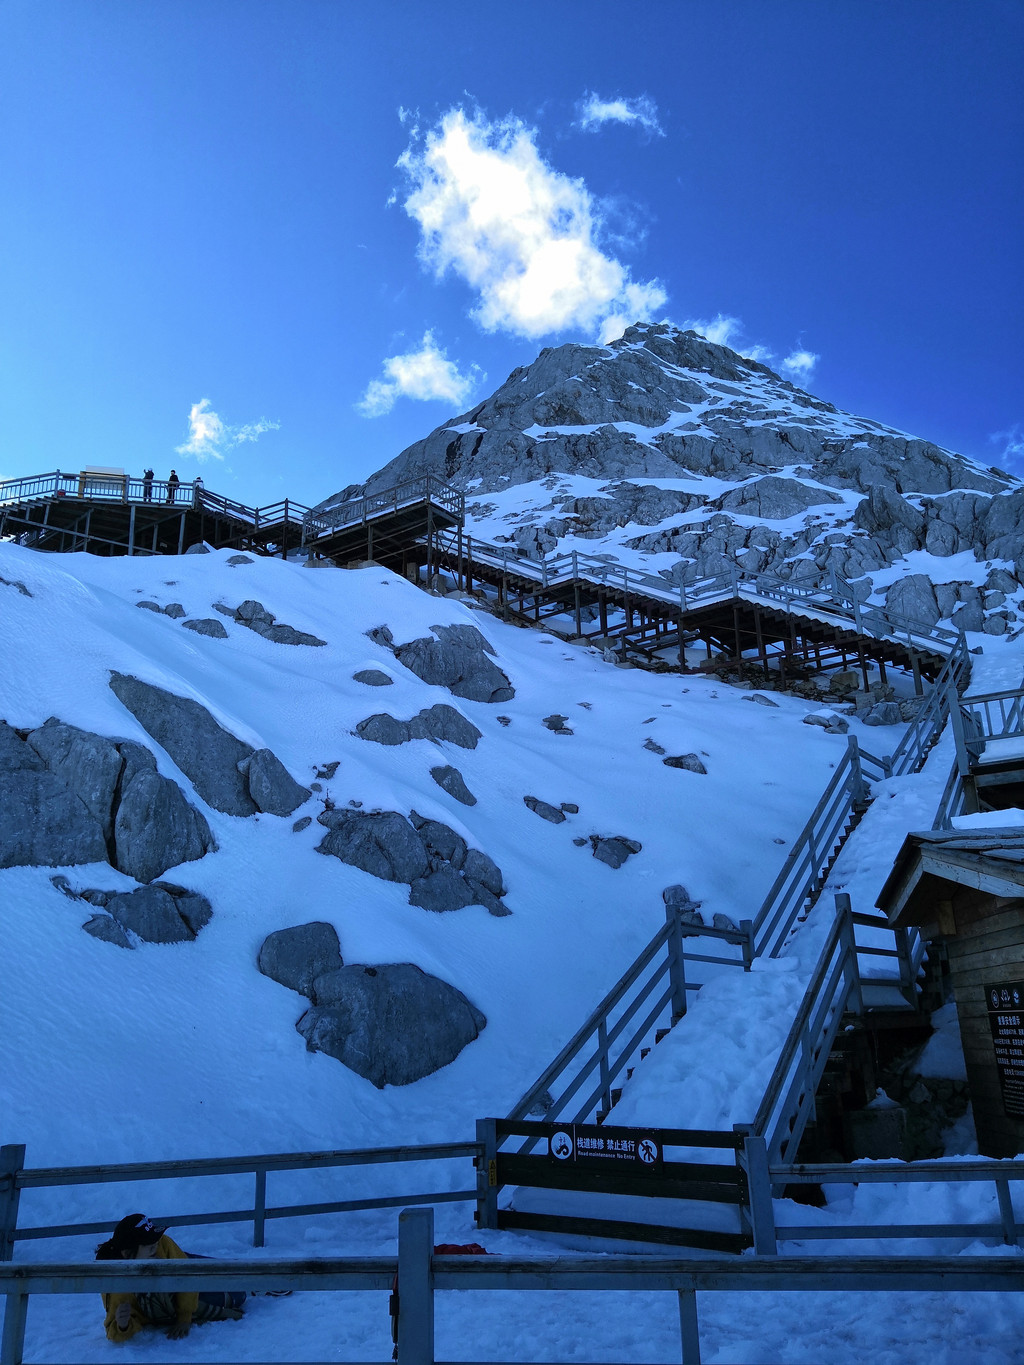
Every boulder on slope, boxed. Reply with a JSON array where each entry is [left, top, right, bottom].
[[110, 672, 257, 816], [243, 748, 311, 816], [258, 922, 344, 998], [114, 766, 216, 883], [316, 810, 431, 883], [25, 721, 123, 845], [394, 624, 514, 703], [297, 963, 486, 1087]]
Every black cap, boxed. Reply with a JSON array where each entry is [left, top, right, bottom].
[[110, 1214, 166, 1251]]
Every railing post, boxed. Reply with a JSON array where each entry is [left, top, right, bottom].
[[252, 1168, 267, 1248], [397, 1207, 434, 1365], [835, 893, 863, 1015], [847, 735, 867, 808], [678, 1287, 702, 1364], [597, 1018, 612, 1113], [947, 686, 971, 777], [0, 1289, 28, 1365], [0, 1146, 25, 1262], [667, 906, 688, 1023], [995, 1178, 1018, 1246], [742, 1134, 777, 1255], [475, 1119, 498, 1231]]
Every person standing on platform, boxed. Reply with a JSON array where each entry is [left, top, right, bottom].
[[166, 469, 180, 503], [142, 469, 154, 502]]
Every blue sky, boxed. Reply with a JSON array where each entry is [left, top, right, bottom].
[[1, 0, 1021, 505]]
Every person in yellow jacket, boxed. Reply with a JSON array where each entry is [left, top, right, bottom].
[[95, 1214, 245, 1342]]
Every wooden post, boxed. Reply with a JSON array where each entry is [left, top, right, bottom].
[[996, 1178, 1018, 1246], [282, 500, 289, 559], [177, 511, 186, 555], [678, 1288, 702, 1364], [475, 1119, 499, 1231], [597, 1018, 611, 1114], [574, 581, 582, 637], [667, 906, 688, 1024], [397, 1207, 434, 1365], [457, 524, 464, 590], [0, 1145, 25, 1262], [252, 1168, 267, 1248], [835, 893, 863, 1015], [127, 503, 136, 557], [0, 1289, 28, 1365], [742, 1134, 777, 1255]]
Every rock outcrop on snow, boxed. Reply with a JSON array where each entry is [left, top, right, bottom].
[[318, 321, 1024, 634], [315, 807, 509, 915], [365, 622, 514, 702], [355, 703, 482, 749], [52, 877, 214, 948], [109, 673, 311, 817], [0, 718, 215, 880], [257, 920, 487, 1087], [215, 598, 327, 647]]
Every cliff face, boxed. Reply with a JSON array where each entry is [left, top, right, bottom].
[[327, 323, 1024, 636]]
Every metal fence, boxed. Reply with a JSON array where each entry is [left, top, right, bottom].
[[2, 1207, 1020, 1365]]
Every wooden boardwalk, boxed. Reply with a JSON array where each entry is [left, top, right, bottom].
[[439, 530, 961, 685]]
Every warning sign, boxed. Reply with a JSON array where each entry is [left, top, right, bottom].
[[545, 1122, 662, 1168]]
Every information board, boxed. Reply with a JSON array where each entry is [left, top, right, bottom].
[[985, 980, 1024, 1120], [546, 1122, 662, 1169]]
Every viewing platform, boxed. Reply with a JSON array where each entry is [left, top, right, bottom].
[[301, 475, 465, 575], [0, 469, 309, 558]]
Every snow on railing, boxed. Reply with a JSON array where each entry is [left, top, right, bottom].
[[302, 476, 465, 543]]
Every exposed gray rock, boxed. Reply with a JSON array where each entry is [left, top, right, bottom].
[[884, 575, 941, 629], [410, 814, 468, 868], [542, 714, 573, 734], [136, 600, 164, 614], [82, 914, 132, 948], [0, 719, 108, 868], [258, 922, 343, 997], [409, 865, 480, 912], [243, 749, 311, 816], [185, 542, 211, 554], [356, 705, 482, 749], [26, 721, 123, 845], [524, 795, 566, 824], [226, 599, 327, 647], [297, 962, 486, 1087], [182, 618, 229, 638], [110, 672, 257, 816], [463, 848, 505, 897], [292, 816, 312, 832], [104, 885, 211, 944], [0, 575, 31, 597], [663, 754, 707, 773], [227, 554, 253, 565], [590, 835, 642, 868], [164, 603, 186, 620], [366, 624, 395, 649], [743, 693, 780, 707], [315, 761, 341, 780], [394, 624, 514, 703], [114, 767, 215, 883], [407, 705, 483, 748], [718, 476, 842, 520], [643, 737, 666, 754], [863, 702, 904, 726], [355, 713, 411, 746], [572, 837, 588, 846], [316, 809, 430, 883], [430, 765, 476, 806], [353, 669, 394, 686]]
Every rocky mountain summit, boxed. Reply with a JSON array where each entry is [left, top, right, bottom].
[[322, 323, 1024, 636]]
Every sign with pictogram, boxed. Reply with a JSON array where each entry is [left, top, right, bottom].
[[986, 981, 1024, 1119], [545, 1122, 663, 1168]]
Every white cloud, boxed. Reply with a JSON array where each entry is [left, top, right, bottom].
[[358, 332, 482, 418], [576, 93, 664, 138], [175, 400, 279, 463], [990, 424, 1024, 467], [680, 316, 819, 379], [398, 108, 667, 343], [779, 349, 819, 382], [682, 314, 744, 348]]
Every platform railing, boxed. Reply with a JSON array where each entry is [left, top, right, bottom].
[[3, 1206, 1020, 1365], [303, 477, 465, 543], [439, 527, 962, 658]]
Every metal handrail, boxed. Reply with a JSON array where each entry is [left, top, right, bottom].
[[442, 527, 962, 657], [303, 476, 465, 542]]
